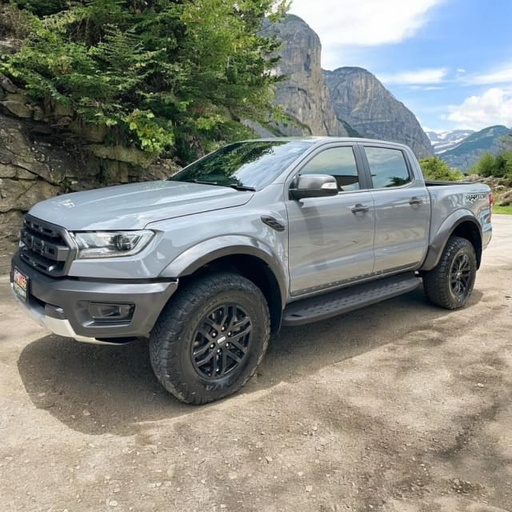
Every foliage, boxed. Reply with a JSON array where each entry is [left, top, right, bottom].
[[1, 0, 288, 163], [12, 0, 67, 17], [419, 157, 464, 182], [470, 148, 512, 179]]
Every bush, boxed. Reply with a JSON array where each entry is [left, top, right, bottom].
[[419, 157, 464, 181], [471, 150, 512, 179]]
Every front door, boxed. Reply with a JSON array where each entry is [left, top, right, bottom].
[[286, 145, 375, 296]]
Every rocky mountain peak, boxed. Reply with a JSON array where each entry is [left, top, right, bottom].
[[324, 67, 433, 157], [261, 15, 347, 137]]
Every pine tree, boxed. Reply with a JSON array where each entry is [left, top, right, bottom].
[[1, 0, 288, 162]]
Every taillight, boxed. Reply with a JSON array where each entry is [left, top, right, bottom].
[[489, 192, 494, 208]]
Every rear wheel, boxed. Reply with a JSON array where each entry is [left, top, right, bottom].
[[150, 272, 270, 404], [423, 236, 477, 309]]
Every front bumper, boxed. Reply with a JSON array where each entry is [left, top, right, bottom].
[[10, 252, 178, 343]]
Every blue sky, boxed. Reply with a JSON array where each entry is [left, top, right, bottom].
[[289, 0, 512, 133]]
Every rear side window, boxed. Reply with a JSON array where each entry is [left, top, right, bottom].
[[364, 147, 411, 188], [299, 147, 360, 191]]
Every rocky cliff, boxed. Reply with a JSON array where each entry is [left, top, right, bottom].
[[324, 67, 433, 157], [263, 15, 347, 137]]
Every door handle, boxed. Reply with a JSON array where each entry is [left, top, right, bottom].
[[409, 196, 423, 207], [351, 203, 370, 214]]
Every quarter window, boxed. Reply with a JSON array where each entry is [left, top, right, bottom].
[[299, 147, 360, 191], [364, 147, 411, 188]]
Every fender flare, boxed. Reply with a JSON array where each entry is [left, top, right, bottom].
[[159, 235, 288, 308], [421, 210, 482, 271]]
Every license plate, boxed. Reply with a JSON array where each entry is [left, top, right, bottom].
[[13, 268, 29, 302]]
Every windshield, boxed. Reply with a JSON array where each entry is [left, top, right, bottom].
[[170, 140, 314, 191]]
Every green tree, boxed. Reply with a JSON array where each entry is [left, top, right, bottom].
[[1, 0, 288, 163], [470, 150, 512, 179], [470, 151, 496, 177], [419, 157, 464, 181]]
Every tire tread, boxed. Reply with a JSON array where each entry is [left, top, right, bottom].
[[423, 236, 477, 310], [150, 272, 270, 404]]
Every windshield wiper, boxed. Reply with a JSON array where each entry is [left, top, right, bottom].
[[190, 179, 255, 192], [227, 184, 256, 192]]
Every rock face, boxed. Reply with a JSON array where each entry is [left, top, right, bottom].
[[264, 15, 347, 137], [0, 110, 177, 260], [324, 67, 433, 157]]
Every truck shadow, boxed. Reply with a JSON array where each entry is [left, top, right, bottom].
[[17, 287, 483, 436]]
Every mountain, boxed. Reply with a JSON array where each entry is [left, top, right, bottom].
[[261, 15, 348, 137], [258, 17, 433, 158], [439, 125, 512, 171], [426, 130, 475, 154], [324, 67, 433, 158]]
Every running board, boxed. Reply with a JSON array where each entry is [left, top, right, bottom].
[[283, 273, 421, 326]]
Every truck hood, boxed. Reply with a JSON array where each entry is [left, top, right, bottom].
[[29, 181, 254, 231]]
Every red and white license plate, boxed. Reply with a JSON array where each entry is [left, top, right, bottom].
[[13, 267, 29, 302]]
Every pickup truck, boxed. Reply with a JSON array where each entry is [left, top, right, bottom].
[[10, 137, 493, 404]]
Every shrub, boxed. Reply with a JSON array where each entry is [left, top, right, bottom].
[[1, 0, 288, 163], [419, 157, 464, 181]]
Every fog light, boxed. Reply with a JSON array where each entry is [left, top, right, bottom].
[[88, 302, 134, 321]]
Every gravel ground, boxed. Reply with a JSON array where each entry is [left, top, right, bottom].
[[0, 216, 511, 512]]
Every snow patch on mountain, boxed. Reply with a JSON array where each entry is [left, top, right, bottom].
[[426, 130, 475, 154]]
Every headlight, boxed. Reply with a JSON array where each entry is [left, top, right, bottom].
[[71, 230, 155, 259]]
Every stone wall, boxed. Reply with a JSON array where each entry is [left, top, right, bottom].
[[0, 74, 176, 262]]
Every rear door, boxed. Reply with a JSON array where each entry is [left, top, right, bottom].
[[361, 145, 430, 274], [286, 144, 375, 296]]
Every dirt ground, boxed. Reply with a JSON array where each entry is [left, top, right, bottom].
[[0, 216, 511, 512]]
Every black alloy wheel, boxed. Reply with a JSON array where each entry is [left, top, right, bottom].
[[449, 252, 473, 300], [191, 304, 253, 380]]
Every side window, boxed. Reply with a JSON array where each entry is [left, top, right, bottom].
[[364, 147, 412, 188], [299, 147, 360, 191]]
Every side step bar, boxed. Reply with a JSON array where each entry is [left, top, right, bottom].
[[283, 273, 421, 326]]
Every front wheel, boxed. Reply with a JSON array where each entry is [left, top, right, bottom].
[[423, 236, 477, 310], [150, 272, 270, 404]]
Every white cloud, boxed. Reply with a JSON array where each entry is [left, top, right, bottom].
[[446, 88, 512, 130], [378, 67, 449, 85], [289, 0, 446, 68], [464, 63, 512, 86]]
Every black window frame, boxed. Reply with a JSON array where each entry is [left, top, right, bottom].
[[359, 144, 414, 190], [290, 143, 372, 194]]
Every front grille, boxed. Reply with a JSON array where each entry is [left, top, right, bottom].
[[19, 215, 73, 277]]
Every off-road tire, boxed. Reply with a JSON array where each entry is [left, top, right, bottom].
[[149, 272, 270, 404], [423, 236, 477, 310]]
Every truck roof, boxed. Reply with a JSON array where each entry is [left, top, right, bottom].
[[247, 136, 411, 150]]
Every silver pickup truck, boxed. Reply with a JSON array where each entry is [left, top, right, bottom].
[[10, 137, 493, 404]]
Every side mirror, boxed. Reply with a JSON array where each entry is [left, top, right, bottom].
[[289, 174, 338, 200]]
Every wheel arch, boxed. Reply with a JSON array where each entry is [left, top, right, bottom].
[[160, 237, 287, 334], [421, 213, 483, 271]]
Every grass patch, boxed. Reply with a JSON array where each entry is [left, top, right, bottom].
[[494, 204, 512, 214]]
